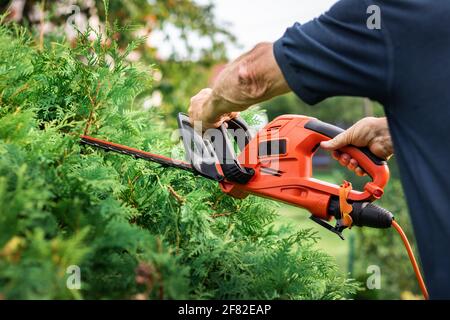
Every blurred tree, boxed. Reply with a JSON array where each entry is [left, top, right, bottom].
[[261, 93, 385, 125], [1, 0, 235, 126], [1, 0, 234, 51]]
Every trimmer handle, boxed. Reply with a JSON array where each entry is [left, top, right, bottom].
[[211, 117, 255, 184], [305, 118, 385, 164], [177, 113, 255, 184], [304, 118, 390, 199]]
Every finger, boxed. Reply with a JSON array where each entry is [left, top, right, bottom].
[[339, 153, 351, 166], [198, 88, 213, 96], [212, 115, 232, 129], [331, 151, 340, 161], [220, 112, 240, 125], [219, 116, 233, 128], [320, 131, 350, 150], [347, 158, 358, 171], [230, 112, 240, 119], [355, 167, 366, 176]]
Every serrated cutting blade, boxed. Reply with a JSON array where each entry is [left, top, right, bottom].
[[80, 135, 194, 173]]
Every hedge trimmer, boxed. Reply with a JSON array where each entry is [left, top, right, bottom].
[[80, 113, 428, 299]]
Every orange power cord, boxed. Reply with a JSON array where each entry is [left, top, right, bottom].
[[392, 220, 429, 300]]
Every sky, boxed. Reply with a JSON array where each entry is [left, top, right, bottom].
[[210, 0, 337, 58], [151, 0, 337, 60]]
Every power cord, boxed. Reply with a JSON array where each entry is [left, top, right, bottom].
[[392, 220, 429, 300]]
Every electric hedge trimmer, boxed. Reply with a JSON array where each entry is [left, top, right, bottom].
[[80, 113, 428, 299]]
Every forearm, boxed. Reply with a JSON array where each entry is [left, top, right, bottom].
[[206, 42, 290, 121]]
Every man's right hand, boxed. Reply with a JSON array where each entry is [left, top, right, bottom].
[[320, 117, 394, 176]]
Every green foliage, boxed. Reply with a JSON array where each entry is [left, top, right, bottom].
[[3, 0, 235, 128], [0, 17, 357, 299]]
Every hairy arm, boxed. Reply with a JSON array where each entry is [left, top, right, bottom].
[[188, 42, 290, 128]]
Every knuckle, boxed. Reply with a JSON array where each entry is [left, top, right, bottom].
[[371, 144, 387, 159], [363, 116, 377, 123], [360, 117, 377, 128]]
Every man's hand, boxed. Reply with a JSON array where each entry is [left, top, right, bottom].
[[320, 117, 393, 176], [188, 88, 239, 130], [188, 42, 290, 130]]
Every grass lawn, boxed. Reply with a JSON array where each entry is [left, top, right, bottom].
[[272, 170, 350, 272]]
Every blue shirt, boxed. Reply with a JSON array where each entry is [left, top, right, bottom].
[[274, 0, 450, 299]]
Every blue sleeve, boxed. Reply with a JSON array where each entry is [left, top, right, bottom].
[[273, 0, 391, 105]]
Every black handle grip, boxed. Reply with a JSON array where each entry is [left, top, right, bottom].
[[210, 117, 254, 184], [177, 113, 254, 184], [177, 113, 224, 181], [304, 118, 386, 165], [224, 117, 253, 150]]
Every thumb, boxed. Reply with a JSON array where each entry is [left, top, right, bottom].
[[320, 131, 351, 150]]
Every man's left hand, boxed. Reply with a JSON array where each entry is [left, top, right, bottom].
[[188, 88, 239, 131]]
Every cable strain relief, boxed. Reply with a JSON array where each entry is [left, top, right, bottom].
[[351, 202, 394, 229]]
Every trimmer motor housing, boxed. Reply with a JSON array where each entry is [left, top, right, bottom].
[[177, 113, 393, 239]]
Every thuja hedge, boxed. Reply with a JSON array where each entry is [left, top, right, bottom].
[[0, 20, 357, 299]]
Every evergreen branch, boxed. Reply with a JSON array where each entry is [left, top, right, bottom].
[[83, 80, 102, 135], [167, 185, 184, 204], [8, 83, 29, 102], [211, 194, 225, 210], [211, 212, 233, 219]]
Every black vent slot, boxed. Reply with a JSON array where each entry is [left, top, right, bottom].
[[258, 139, 287, 157]]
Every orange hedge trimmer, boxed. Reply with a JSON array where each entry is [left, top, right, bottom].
[[81, 113, 428, 299]]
